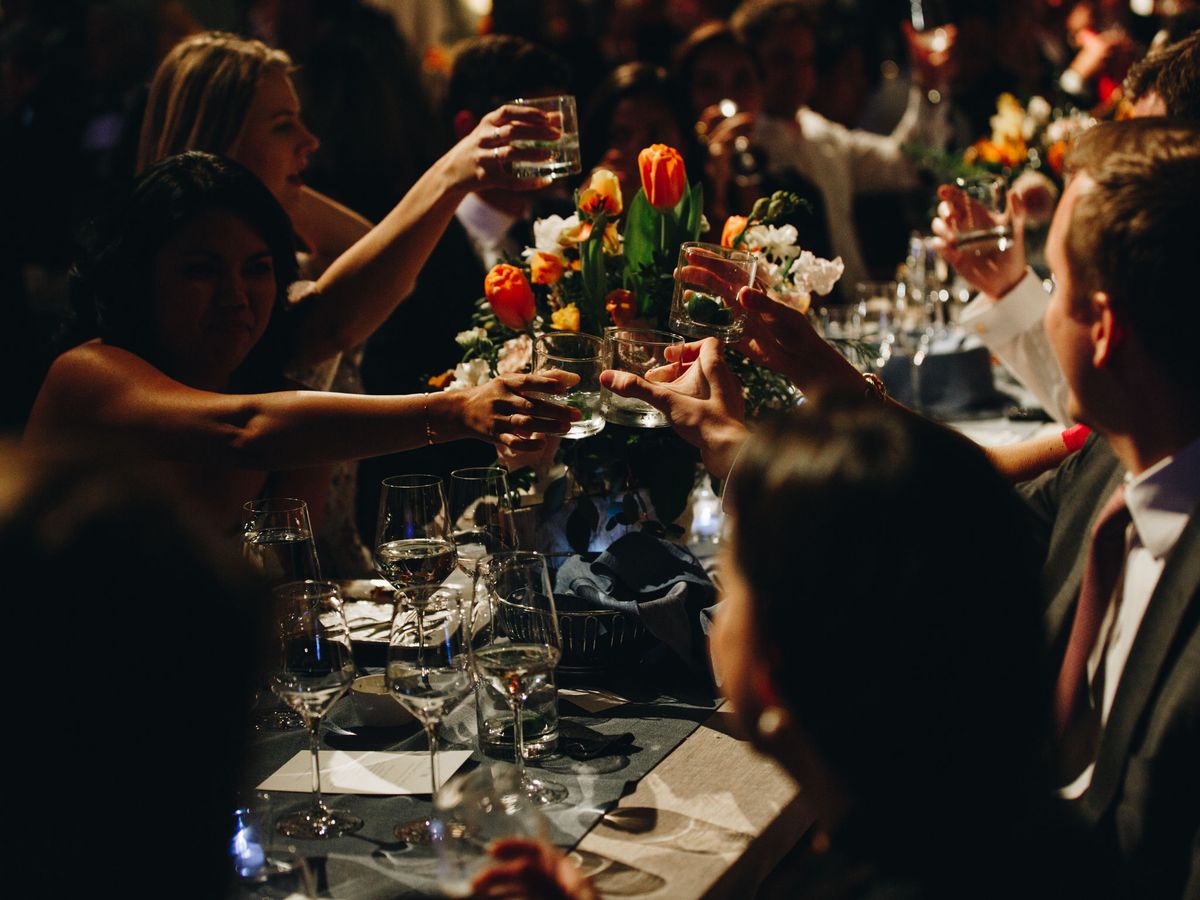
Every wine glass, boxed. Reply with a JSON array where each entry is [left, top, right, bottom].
[[270, 580, 362, 839], [449, 467, 517, 611], [241, 498, 321, 584], [242, 497, 320, 730], [476, 552, 567, 806], [387, 586, 475, 843], [374, 475, 457, 601]]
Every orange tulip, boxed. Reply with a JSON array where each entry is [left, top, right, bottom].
[[605, 289, 637, 327], [721, 216, 748, 249], [530, 251, 564, 285], [484, 264, 536, 330], [638, 144, 687, 211], [549, 304, 581, 331]]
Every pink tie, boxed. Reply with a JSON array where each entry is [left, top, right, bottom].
[[1054, 485, 1130, 736]]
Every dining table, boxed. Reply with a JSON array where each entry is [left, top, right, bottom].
[[239, 569, 814, 900]]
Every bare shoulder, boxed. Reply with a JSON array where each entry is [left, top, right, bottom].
[[28, 343, 166, 433]]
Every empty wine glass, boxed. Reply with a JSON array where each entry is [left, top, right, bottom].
[[270, 580, 361, 839], [476, 552, 567, 806], [450, 467, 517, 608], [387, 586, 475, 843], [432, 765, 550, 897], [374, 475, 456, 600]]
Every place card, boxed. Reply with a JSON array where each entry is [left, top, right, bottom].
[[559, 687, 629, 714], [258, 750, 473, 795]]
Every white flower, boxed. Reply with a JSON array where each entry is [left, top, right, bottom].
[[699, 213, 711, 235], [522, 214, 578, 264], [447, 358, 492, 390], [794, 251, 845, 297], [1027, 96, 1052, 124], [744, 224, 801, 263], [455, 327, 489, 348], [497, 334, 533, 375]]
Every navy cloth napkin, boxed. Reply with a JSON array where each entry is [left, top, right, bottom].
[[553, 532, 717, 681]]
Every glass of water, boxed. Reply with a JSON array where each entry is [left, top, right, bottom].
[[668, 242, 757, 340], [510, 95, 581, 181], [600, 328, 683, 429], [951, 175, 1011, 249], [530, 333, 605, 438], [241, 498, 320, 586]]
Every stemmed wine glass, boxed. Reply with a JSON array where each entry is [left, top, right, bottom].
[[270, 580, 362, 839], [242, 497, 321, 730], [476, 552, 567, 806], [242, 498, 321, 582], [387, 586, 474, 843], [449, 467, 517, 612], [374, 475, 457, 601]]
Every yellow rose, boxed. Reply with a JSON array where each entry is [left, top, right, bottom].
[[549, 304, 581, 331], [577, 168, 623, 218]]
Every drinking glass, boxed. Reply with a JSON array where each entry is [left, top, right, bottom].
[[529, 333, 605, 438], [510, 95, 581, 181], [951, 175, 1012, 249], [374, 475, 456, 599], [388, 586, 475, 843], [432, 766, 550, 897], [270, 580, 361, 839], [668, 242, 757, 340], [599, 329, 683, 429], [242, 497, 319, 730], [449, 466, 517, 589], [241, 498, 321, 585], [476, 552, 567, 806]]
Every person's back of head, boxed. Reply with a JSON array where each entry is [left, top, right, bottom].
[[1063, 119, 1200, 396], [443, 34, 571, 127], [137, 31, 293, 172], [1125, 30, 1200, 119], [3, 445, 266, 896], [729, 0, 815, 47], [728, 394, 1054, 876]]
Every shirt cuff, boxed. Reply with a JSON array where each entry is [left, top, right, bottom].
[[960, 270, 1049, 346]]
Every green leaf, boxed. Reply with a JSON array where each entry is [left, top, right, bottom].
[[580, 232, 607, 318], [684, 182, 704, 240], [623, 190, 659, 271], [565, 496, 600, 551]]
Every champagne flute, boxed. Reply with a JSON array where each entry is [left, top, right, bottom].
[[476, 552, 567, 806], [270, 580, 362, 839], [387, 586, 474, 843], [374, 475, 456, 600], [242, 497, 320, 730]]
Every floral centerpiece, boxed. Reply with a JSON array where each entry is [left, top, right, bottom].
[[433, 145, 842, 550]]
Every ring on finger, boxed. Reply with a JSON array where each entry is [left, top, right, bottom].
[[492, 126, 501, 143], [492, 146, 500, 160]]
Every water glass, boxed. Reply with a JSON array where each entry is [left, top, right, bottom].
[[531, 333, 605, 438], [951, 175, 1012, 248], [668, 242, 757, 340], [511, 95, 581, 181], [600, 328, 683, 429]]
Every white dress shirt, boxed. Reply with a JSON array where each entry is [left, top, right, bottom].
[[753, 86, 951, 290], [454, 192, 523, 271], [1059, 435, 1200, 798], [958, 269, 1072, 425]]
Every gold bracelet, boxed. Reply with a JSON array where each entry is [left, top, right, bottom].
[[862, 372, 889, 402], [423, 393, 435, 445]]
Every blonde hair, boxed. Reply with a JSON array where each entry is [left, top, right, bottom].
[[136, 31, 293, 172]]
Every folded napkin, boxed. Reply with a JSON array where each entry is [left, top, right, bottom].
[[553, 532, 717, 682]]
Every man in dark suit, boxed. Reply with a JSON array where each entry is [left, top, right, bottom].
[[1016, 118, 1199, 898]]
